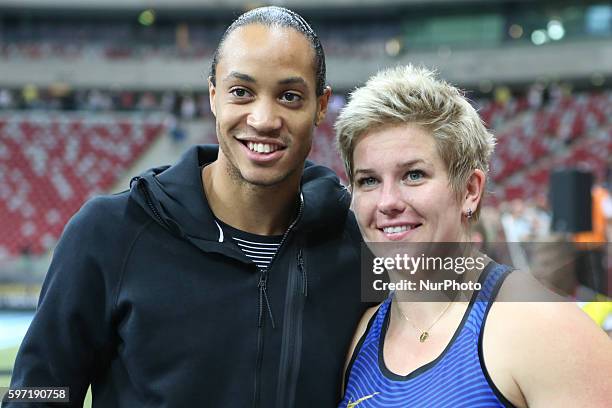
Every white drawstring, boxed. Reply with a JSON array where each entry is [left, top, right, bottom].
[[214, 220, 224, 243]]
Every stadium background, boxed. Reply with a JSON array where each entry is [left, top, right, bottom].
[[0, 0, 611, 405]]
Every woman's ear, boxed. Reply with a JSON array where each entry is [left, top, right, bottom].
[[463, 169, 486, 214]]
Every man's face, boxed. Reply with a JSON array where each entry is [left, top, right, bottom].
[[209, 24, 330, 188]]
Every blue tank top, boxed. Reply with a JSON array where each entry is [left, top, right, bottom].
[[340, 261, 515, 408]]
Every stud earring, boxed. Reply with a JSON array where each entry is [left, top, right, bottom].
[[466, 208, 473, 219]]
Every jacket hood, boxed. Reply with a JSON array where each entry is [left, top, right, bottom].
[[130, 145, 351, 249]]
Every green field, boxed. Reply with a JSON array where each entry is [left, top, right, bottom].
[[0, 346, 18, 387]]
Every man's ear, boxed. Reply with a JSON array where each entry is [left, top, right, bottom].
[[463, 169, 486, 214], [315, 86, 332, 126], [208, 76, 217, 118]]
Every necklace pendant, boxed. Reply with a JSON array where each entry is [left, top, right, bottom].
[[419, 331, 429, 343]]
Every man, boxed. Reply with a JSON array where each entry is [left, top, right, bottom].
[[5, 7, 366, 407]]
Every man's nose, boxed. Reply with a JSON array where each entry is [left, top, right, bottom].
[[246, 99, 282, 134]]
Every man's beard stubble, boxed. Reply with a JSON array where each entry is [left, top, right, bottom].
[[216, 124, 305, 189]]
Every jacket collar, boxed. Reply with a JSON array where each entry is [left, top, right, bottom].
[[131, 144, 350, 254]]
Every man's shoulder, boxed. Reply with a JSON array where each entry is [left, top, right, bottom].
[[48, 190, 153, 275], [66, 190, 148, 238], [343, 210, 363, 242], [77, 189, 130, 219]]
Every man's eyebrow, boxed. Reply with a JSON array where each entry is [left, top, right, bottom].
[[224, 71, 256, 83], [278, 76, 308, 88]]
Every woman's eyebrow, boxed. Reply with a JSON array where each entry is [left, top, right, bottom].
[[354, 168, 375, 176], [395, 159, 430, 169], [355, 159, 429, 175]]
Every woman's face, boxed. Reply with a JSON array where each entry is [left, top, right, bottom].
[[351, 123, 467, 244]]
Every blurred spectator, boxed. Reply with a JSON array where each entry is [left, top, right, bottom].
[[138, 92, 157, 111], [87, 89, 112, 111], [74, 89, 89, 110], [546, 82, 569, 105], [0, 88, 15, 109], [494, 86, 512, 106], [501, 199, 532, 242], [525, 194, 552, 239], [119, 91, 135, 110], [165, 115, 187, 146], [527, 83, 544, 110], [161, 90, 176, 113], [573, 183, 612, 294], [22, 84, 41, 109], [500, 199, 532, 270], [180, 94, 196, 119]]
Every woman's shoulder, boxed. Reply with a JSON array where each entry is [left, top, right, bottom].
[[353, 305, 381, 343], [487, 268, 604, 346], [342, 304, 383, 391], [483, 269, 612, 407]]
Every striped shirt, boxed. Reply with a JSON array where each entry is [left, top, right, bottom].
[[232, 236, 281, 271], [216, 219, 282, 271]]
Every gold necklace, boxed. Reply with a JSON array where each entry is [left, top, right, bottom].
[[393, 300, 453, 343]]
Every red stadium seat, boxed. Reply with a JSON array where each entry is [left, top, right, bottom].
[[0, 113, 164, 256]]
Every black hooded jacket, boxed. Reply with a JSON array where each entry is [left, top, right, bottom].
[[6, 145, 368, 408]]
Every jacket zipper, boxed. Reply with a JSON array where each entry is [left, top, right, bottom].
[[253, 194, 304, 408], [298, 249, 307, 296], [132, 177, 169, 229], [275, 247, 308, 407]]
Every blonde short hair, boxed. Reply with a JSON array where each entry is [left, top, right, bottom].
[[335, 65, 495, 217]]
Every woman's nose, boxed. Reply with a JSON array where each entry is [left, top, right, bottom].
[[377, 183, 406, 216]]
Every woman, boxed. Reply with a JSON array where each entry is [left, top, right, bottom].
[[335, 65, 611, 407]]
